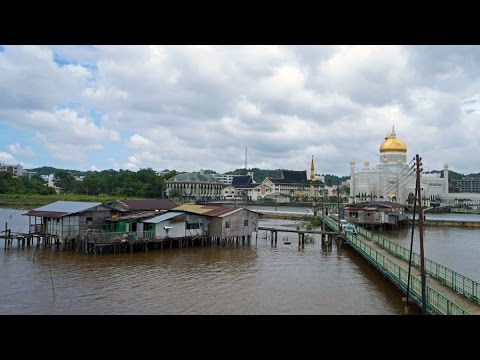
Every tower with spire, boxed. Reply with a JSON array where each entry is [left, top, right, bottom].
[[310, 155, 315, 181]]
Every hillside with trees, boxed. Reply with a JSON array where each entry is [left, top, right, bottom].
[[0, 165, 475, 199]]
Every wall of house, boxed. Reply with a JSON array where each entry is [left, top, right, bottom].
[[154, 220, 185, 239], [44, 215, 80, 238], [183, 214, 207, 237], [43, 206, 111, 239], [209, 209, 257, 238]]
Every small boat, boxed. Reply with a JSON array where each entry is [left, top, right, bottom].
[[283, 237, 291, 245]]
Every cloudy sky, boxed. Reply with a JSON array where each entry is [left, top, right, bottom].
[[0, 45, 479, 176]]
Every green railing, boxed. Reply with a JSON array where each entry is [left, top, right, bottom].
[[354, 226, 480, 305], [342, 230, 470, 315], [321, 215, 470, 314]]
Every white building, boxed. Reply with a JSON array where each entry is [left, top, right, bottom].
[[0, 163, 23, 178], [213, 172, 255, 185], [349, 127, 449, 206]]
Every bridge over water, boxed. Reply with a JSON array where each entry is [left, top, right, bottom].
[[318, 214, 480, 315]]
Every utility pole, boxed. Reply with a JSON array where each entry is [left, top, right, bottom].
[[416, 154, 427, 314], [322, 184, 325, 232], [337, 182, 341, 233], [245, 147, 247, 169]]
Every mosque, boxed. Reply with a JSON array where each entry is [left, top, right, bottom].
[[349, 127, 449, 206]]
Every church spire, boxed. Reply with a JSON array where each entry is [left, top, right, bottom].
[[391, 124, 396, 136], [310, 155, 315, 181]]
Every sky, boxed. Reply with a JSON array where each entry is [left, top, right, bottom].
[[1, 45, 479, 176]]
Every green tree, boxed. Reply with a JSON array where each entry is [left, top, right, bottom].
[[54, 170, 76, 193]]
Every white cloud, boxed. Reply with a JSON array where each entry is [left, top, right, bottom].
[[0, 152, 18, 164], [1, 45, 480, 174], [7, 143, 34, 156]]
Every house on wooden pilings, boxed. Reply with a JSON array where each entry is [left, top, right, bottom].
[[104, 199, 177, 232], [172, 204, 258, 241], [103, 210, 164, 233], [23, 200, 113, 240], [342, 201, 407, 229], [139, 211, 187, 239]]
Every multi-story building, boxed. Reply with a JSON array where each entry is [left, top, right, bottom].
[[450, 177, 480, 193], [166, 172, 224, 200], [213, 171, 255, 185], [0, 163, 24, 178]]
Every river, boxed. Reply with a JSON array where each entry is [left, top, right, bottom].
[[2, 208, 477, 315]]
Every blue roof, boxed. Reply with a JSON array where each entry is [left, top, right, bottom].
[[34, 201, 102, 213], [142, 212, 185, 223]]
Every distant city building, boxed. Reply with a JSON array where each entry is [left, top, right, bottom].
[[451, 177, 480, 193], [155, 169, 171, 177], [349, 127, 449, 206], [260, 169, 323, 202], [166, 172, 224, 200], [41, 174, 56, 187], [0, 163, 23, 178], [221, 175, 256, 199], [213, 173, 235, 184], [22, 170, 37, 179], [74, 176, 85, 181], [213, 172, 255, 185]]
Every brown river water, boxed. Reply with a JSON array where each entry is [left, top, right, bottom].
[[2, 208, 478, 315]]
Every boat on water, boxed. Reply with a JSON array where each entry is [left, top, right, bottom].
[[283, 237, 291, 245]]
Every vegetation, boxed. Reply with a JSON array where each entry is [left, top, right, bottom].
[[226, 168, 282, 183], [0, 168, 178, 203], [0, 164, 476, 210]]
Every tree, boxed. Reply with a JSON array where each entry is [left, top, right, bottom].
[[54, 170, 77, 193]]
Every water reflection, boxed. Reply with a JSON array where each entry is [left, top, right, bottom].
[[1, 209, 423, 314]]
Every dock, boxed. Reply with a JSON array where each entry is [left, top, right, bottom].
[[258, 226, 337, 246]]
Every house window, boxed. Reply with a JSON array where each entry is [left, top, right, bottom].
[[225, 221, 230, 229], [86, 217, 93, 227], [244, 219, 248, 226], [187, 222, 200, 229]]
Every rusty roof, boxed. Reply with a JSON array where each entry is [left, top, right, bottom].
[[173, 204, 244, 217], [204, 207, 241, 217], [105, 210, 165, 222], [112, 199, 177, 211], [23, 210, 69, 218]]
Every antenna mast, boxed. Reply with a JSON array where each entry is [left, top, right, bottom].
[[245, 147, 247, 169]]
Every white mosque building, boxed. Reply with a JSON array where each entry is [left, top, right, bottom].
[[349, 127, 449, 206]]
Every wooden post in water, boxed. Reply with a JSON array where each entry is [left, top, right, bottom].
[[4, 222, 7, 249]]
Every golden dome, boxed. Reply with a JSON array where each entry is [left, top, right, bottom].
[[379, 130, 407, 153]]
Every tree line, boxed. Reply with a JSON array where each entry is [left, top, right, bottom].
[[0, 168, 178, 198]]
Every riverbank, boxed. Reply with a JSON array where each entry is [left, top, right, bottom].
[[423, 220, 480, 228]]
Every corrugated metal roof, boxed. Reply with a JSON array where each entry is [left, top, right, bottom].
[[106, 211, 164, 222], [23, 210, 69, 218], [205, 207, 241, 217], [143, 212, 185, 223], [33, 200, 102, 213], [173, 204, 215, 215], [24, 201, 102, 217], [173, 204, 244, 218], [116, 199, 177, 211]]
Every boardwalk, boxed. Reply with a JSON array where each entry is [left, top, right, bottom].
[[257, 226, 337, 246], [320, 214, 480, 315]]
